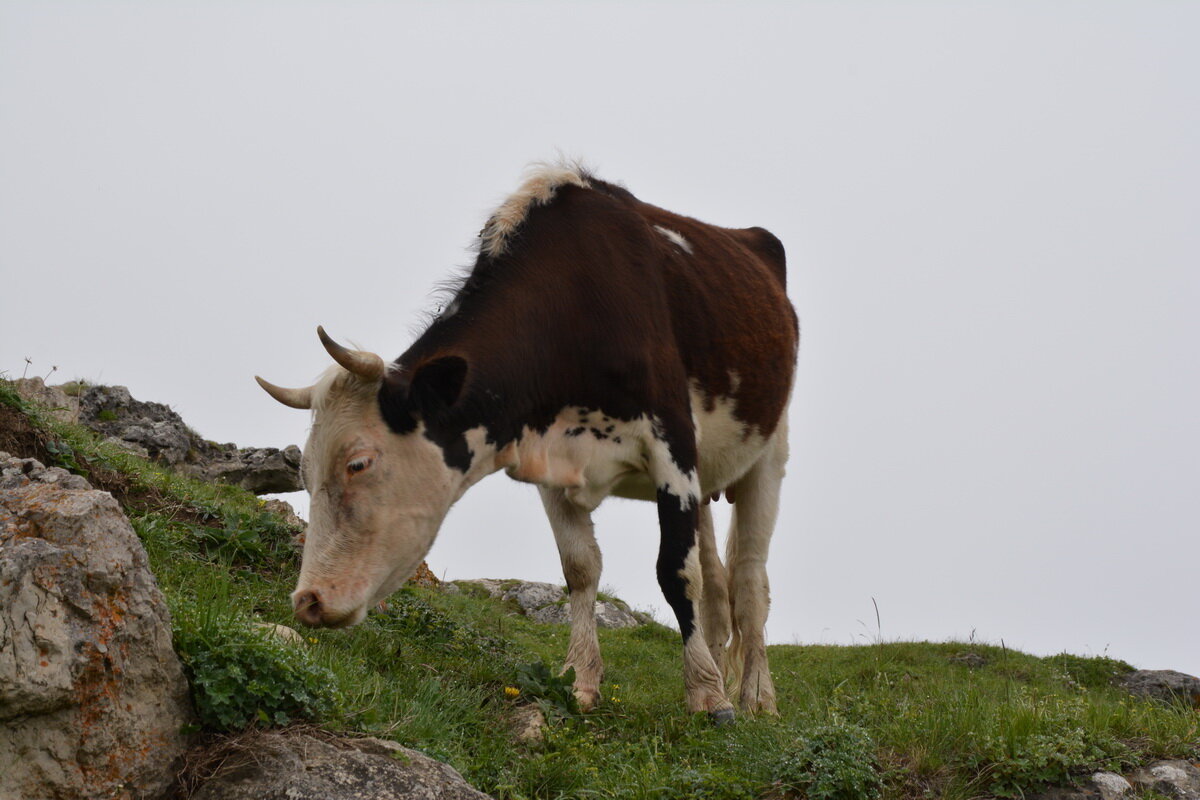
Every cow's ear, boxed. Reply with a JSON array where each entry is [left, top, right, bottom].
[[410, 356, 468, 411]]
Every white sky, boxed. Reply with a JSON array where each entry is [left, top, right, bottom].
[[2, 2, 1197, 675]]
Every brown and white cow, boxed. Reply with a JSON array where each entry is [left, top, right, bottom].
[[257, 163, 798, 721]]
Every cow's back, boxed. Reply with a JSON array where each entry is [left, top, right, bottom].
[[629, 191, 798, 442]]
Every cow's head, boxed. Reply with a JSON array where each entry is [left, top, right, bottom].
[[257, 327, 482, 628]]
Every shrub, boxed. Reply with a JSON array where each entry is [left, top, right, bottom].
[[773, 719, 883, 800], [173, 608, 340, 731], [1046, 653, 1135, 689]]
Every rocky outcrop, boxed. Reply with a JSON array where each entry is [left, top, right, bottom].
[[1117, 670, 1200, 707], [1029, 763, 1200, 800], [190, 732, 493, 800], [13, 378, 302, 494], [0, 452, 194, 800], [446, 579, 645, 629], [1128, 761, 1200, 799]]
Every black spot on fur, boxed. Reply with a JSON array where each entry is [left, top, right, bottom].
[[565, 427, 586, 437]]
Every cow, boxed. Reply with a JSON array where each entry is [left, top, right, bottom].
[[256, 162, 798, 721]]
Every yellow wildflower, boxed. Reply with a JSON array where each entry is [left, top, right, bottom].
[[504, 686, 521, 698]]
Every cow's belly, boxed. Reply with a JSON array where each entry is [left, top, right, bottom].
[[502, 391, 769, 510]]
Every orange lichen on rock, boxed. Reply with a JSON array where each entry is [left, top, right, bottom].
[[408, 560, 440, 588]]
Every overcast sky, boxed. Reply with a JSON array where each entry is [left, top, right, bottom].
[[2, 2, 1197, 676]]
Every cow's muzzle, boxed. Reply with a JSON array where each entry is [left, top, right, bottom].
[[292, 588, 361, 628]]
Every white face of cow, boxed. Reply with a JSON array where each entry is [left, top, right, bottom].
[[256, 329, 479, 629], [295, 373, 463, 626]]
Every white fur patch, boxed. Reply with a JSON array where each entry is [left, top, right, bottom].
[[496, 384, 770, 514], [480, 161, 592, 258], [689, 376, 766, 496], [500, 407, 648, 511], [654, 225, 694, 254]]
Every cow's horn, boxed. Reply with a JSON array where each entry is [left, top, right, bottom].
[[318, 326, 385, 381], [255, 376, 313, 410]]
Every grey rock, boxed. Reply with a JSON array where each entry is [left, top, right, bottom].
[[183, 443, 303, 494], [190, 732, 493, 800], [17, 381, 305, 495], [78, 384, 194, 464], [1089, 772, 1133, 800], [1129, 761, 1200, 799], [0, 456, 92, 493], [0, 457, 194, 800], [1118, 670, 1200, 707], [452, 579, 642, 629]]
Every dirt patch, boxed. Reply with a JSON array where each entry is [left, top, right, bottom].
[[0, 401, 55, 465]]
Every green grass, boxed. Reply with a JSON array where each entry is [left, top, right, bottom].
[[3, 377, 1197, 799]]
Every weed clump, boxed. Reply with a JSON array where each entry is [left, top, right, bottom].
[[173, 608, 340, 731], [773, 719, 883, 800], [963, 693, 1129, 798], [513, 661, 579, 720]]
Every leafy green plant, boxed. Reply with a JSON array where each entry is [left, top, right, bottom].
[[371, 591, 511, 662], [514, 660, 579, 720], [42, 437, 83, 474], [172, 509, 296, 568], [773, 719, 883, 800], [173, 608, 340, 731], [0, 379, 32, 412]]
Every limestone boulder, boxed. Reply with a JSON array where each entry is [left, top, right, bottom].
[[449, 579, 643, 629], [190, 732, 493, 800], [1117, 670, 1200, 707], [0, 452, 194, 800]]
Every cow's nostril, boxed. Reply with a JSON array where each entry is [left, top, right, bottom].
[[294, 589, 323, 627]]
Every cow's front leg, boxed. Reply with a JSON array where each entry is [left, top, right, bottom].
[[650, 430, 735, 723], [697, 501, 732, 677], [538, 486, 603, 710]]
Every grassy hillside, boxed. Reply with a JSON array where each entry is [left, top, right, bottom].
[[2, 378, 1197, 800]]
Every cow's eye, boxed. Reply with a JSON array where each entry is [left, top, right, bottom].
[[347, 456, 372, 475]]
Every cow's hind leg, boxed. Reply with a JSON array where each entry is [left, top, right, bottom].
[[697, 501, 732, 677], [538, 486, 604, 710], [726, 425, 788, 714], [650, 421, 734, 722]]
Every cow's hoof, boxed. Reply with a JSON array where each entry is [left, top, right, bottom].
[[709, 707, 736, 727]]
